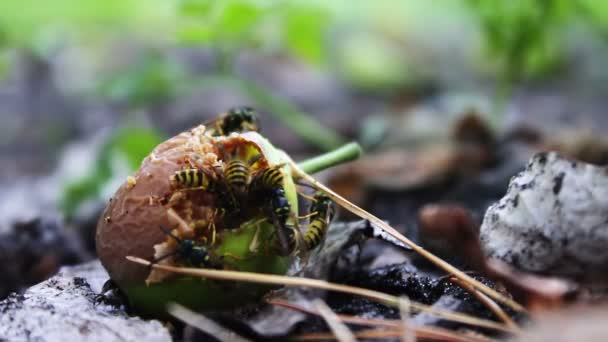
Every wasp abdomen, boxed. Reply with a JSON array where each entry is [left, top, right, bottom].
[[253, 165, 284, 190], [172, 169, 215, 190], [304, 193, 334, 250], [225, 160, 251, 193]]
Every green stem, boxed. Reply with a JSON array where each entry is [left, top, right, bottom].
[[297, 142, 362, 174]]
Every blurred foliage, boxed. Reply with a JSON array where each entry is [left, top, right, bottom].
[[467, 0, 608, 84], [177, 0, 331, 66], [468, 0, 573, 82], [99, 53, 187, 108], [173, 0, 347, 150], [61, 127, 164, 218], [0, 0, 171, 47], [0, 0, 607, 220], [336, 32, 416, 92]]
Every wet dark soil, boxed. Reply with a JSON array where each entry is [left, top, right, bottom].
[[0, 217, 90, 299]]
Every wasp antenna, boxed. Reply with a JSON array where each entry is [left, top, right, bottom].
[[297, 190, 317, 202], [297, 211, 318, 220], [248, 153, 263, 166], [159, 226, 183, 243], [149, 251, 178, 269], [296, 181, 316, 190]]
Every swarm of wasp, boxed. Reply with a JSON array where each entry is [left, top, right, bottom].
[[96, 106, 335, 314], [166, 108, 334, 262]]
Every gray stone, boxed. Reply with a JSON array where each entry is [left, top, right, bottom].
[[0, 261, 171, 342], [480, 152, 608, 281]]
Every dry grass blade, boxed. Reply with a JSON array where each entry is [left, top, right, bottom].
[[312, 299, 357, 342], [449, 277, 520, 332], [291, 165, 525, 313], [269, 299, 490, 342], [167, 303, 251, 342], [127, 256, 517, 333]]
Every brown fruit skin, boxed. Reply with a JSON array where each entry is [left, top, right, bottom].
[[96, 126, 218, 289]]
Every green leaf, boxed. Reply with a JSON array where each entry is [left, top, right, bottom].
[[99, 54, 184, 107], [61, 175, 105, 218], [105, 127, 164, 169], [0, 53, 9, 80], [61, 126, 164, 219], [179, 0, 214, 18], [285, 7, 328, 65], [177, 24, 215, 44], [216, 1, 261, 38]]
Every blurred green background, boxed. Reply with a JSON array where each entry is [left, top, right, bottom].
[[1, 0, 608, 219]]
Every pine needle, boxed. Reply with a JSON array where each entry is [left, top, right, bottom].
[[269, 299, 490, 342], [167, 303, 251, 342], [290, 164, 525, 313], [449, 277, 520, 332], [312, 299, 356, 342], [293, 328, 489, 342], [127, 256, 518, 333]]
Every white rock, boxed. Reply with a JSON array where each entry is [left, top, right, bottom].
[[480, 152, 608, 280], [0, 261, 171, 342]]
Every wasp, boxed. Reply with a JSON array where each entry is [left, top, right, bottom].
[[251, 163, 285, 192], [152, 226, 223, 269], [170, 166, 240, 238], [170, 166, 238, 210], [207, 106, 260, 136], [171, 168, 218, 191], [250, 165, 297, 256], [224, 153, 263, 196], [302, 192, 334, 250]]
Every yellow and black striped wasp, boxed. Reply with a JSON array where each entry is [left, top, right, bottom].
[[206, 106, 261, 136], [170, 168, 218, 192], [302, 192, 335, 251], [170, 165, 242, 239], [224, 153, 263, 196], [249, 164, 301, 256], [276, 191, 335, 255]]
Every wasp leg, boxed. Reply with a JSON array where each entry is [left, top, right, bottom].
[[210, 207, 229, 246], [248, 218, 267, 253], [221, 252, 243, 260], [297, 190, 317, 202], [297, 211, 318, 220], [271, 214, 293, 256]]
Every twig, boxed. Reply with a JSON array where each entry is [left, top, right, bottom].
[[290, 164, 526, 313], [449, 277, 520, 332], [312, 299, 356, 342], [127, 256, 517, 333]]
